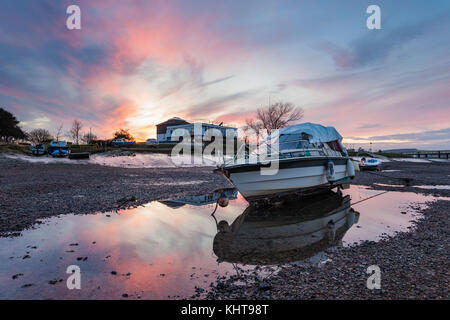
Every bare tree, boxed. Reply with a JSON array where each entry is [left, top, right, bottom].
[[28, 129, 53, 144], [243, 119, 264, 144], [54, 124, 64, 141], [81, 130, 98, 144], [255, 102, 303, 134], [68, 119, 83, 144]]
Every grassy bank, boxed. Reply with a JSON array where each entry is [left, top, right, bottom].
[[0, 144, 28, 154]]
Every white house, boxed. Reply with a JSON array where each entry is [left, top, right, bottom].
[[156, 117, 237, 143]]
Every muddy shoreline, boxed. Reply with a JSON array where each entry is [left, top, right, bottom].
[[201, 161, 450, 300], [0, 155, 232, 236], [1, 155, 449, 299], [202, 198, 449, 299], [1, 155, 449, 236]]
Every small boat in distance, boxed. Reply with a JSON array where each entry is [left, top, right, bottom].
[[359, 157, 382, 171], [216, 122, 356, 201], [112, 138, 136, 147], [30, 144, 46, 156], [48, 140, 69, 157]]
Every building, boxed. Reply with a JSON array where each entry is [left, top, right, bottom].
[[156, 117, 238, 143], [156, 117, 190, 142]]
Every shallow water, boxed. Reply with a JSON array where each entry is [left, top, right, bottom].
[[4, 153, 224, 168], [0, 185, 445, 299]]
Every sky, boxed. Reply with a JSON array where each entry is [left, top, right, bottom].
[[0, 0, 449, 150]]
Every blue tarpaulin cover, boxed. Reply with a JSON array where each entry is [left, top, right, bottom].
[[268, 122, 343, 143]]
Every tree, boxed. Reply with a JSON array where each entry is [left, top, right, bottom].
[[54, 124, 64, 141], [253, 102, 304, 135], [68, 119, 83, 144], [113, 128, 134, 141], [0, 107, 26, 142], [243, 119, 264, 144], [81, 130, 98, 144], [28, 129, 53, 144]]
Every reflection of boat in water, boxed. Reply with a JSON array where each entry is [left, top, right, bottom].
[[216, 123, 355, 201], [213, 191, 359, 265], [159, 188, 238, 209]]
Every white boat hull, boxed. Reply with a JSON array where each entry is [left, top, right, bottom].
[[225, 158, 352, 199]]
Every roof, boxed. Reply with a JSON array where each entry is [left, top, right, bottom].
[[156, 117, 190, 126], [268, 122, 343, 143], [167, 122, 237, 130]]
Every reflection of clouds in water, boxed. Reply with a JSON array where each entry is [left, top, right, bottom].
[[0, 197, 247, 299]]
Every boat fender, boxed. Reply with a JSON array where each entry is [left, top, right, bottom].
[[217, 192, 229, 207], [326, 220, 336, 243], [346, 210, 355, 228], [352, 160, 360, 172], [326, 160, 336, 182], [346, 159, 356, 177]]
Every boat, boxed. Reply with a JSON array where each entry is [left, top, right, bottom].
[[111, 139, 136, 147], [48, 140, 69, 157], [212, 191, 359, 264], [359, 157, 382, 170], [30, 144, 46, 156], [215, 122, 355, 201]]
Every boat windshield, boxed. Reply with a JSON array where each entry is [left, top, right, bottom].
[[230, 133, 345, 165], [278, 140, 312, 151], [266, 134, 315, 153]]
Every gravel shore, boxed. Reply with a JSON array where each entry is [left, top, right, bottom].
[[352, 160, 450, 197], [0, 154, 232, 236], [203, 199, 449, 299], [1, 154, 449, 300], [201, 160, 450, 300]]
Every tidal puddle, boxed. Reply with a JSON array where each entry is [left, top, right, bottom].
[[0, 185, 444, 299]]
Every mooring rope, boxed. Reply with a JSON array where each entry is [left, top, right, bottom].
[[364, 170, 408, 180], [351, 190, 389, 206]]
